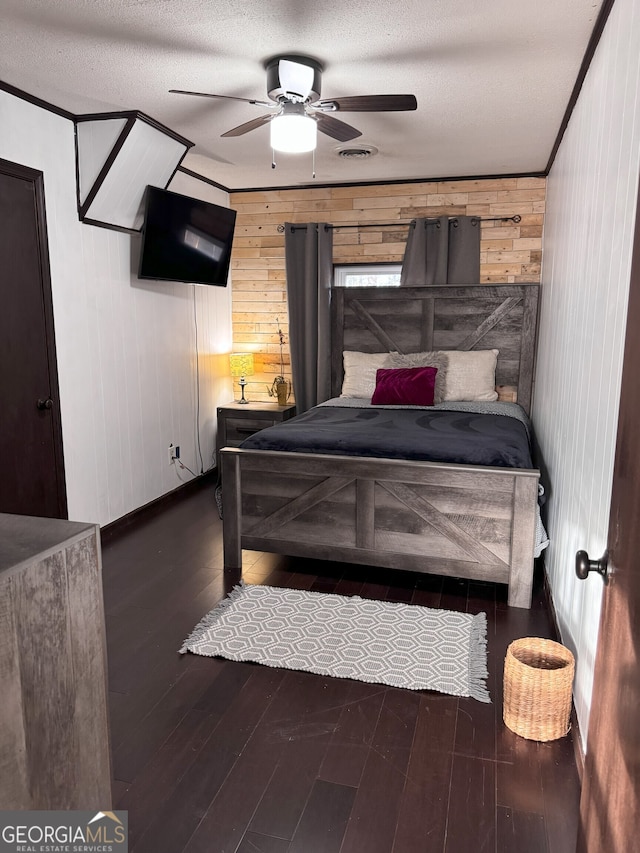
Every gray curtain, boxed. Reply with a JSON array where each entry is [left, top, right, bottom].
[[400, 215, 480, 285], [284, 222, 333, 413]]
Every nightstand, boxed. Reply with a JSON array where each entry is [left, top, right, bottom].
[[216, 400, 297, 470]]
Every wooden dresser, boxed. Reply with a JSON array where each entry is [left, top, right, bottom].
[[0, 513, 112, 809]]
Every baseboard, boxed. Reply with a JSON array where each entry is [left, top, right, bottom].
[[569, 704, 586, 782], [100, 469, 217, 543], [541, 560, 561, 639], [542, 563, 586, 782]]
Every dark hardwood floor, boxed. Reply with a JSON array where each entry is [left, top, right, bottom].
[[102, 479, 581, 853]]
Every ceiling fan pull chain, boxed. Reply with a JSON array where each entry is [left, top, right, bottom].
[[312, 147, 316, 180], [272, 148, 276, 169]]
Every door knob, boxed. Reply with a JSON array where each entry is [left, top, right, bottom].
[[36, 397, 54, 410], [575, 549, 609, 583]]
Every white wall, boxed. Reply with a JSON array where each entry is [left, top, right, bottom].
[[0, 90, 234, 526], [533, 0, 640, 747]]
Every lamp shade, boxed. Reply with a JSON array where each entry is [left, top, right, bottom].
[[229, 352, 255, 378], [270, 111, 317, 153]]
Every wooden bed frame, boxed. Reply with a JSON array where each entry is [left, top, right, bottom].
[[222, 283, 541, 608]]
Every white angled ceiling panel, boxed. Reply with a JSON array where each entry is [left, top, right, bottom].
[[76, 113, 193, 231], [76, 117, 127, 205]]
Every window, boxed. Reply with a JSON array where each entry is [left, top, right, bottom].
[[334, 264, 401, 287]]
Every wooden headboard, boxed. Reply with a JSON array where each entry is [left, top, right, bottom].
[[330, 283, 540, 414]]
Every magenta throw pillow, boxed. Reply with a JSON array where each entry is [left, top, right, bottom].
[[371, 366, 438, 406]]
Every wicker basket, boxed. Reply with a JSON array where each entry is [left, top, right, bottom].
[[503, 637, 575, 741]]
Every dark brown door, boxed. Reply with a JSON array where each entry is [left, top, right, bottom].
[[0, 159, 67, 518], [576, 177, 640, 850]]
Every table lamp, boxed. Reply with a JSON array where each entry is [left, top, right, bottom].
[[229, 352, 255, 404]]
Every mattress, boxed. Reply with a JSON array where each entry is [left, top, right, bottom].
[[239, 399, 534, 469]]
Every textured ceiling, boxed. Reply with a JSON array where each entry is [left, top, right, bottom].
[[0, 0, 603, 190]]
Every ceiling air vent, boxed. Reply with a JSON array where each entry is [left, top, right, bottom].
[[336, 144, 378, 160]]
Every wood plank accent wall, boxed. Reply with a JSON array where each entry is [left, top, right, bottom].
[[229, 177, 545, 402]]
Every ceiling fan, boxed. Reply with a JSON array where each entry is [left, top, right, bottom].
[[170, 55, 417, 153]]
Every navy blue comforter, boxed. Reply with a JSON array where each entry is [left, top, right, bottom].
[[239, 404, 533, 469]]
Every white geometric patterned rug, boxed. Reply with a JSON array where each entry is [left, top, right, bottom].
[[180, 582, 490, 702]]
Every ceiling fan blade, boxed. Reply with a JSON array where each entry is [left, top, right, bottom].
[[221, 113, 274, 138], [315, 94, 418, 112], [278, 59, 314, 101], [314, 112, 362, 142], [169, 89, 272, 108]]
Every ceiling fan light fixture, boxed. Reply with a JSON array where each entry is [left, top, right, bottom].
[[270, 105, 317, 153], [173, 55, 417, 160]]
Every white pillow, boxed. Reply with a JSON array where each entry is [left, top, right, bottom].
[[340, 351, 391, 398], [440, 349, 499, 402], [386, 350, 449, 404]]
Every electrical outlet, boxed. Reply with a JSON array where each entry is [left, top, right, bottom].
[[168, 443, 177, 464]]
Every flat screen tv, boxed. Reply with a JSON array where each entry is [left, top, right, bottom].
[[138, 186, 237, 286]]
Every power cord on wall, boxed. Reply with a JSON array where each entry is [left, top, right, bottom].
[[171, 287, 217, 483], [193, 287, 205, 475], [176, 460, 198, 478]]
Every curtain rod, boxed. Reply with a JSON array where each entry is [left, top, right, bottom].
[[277, 214, 521, 233]]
